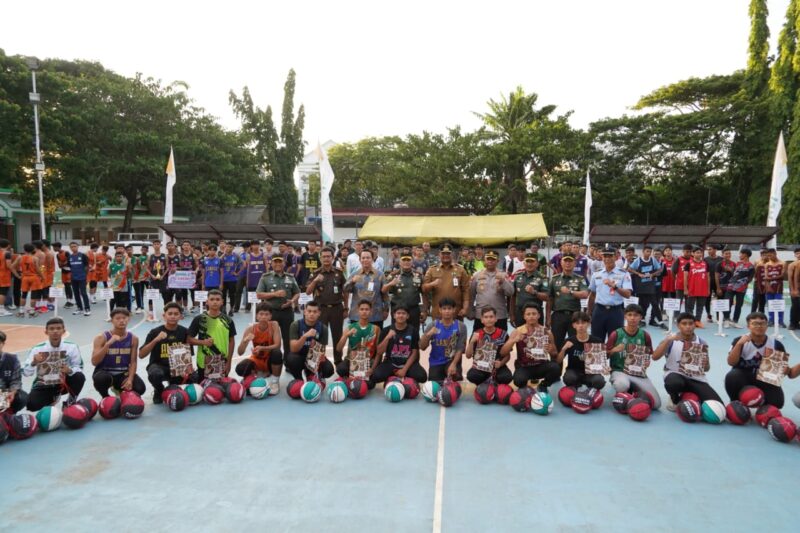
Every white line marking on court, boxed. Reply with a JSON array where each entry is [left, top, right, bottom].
[[790, 330, 800, 344], [432, 405, 446, 533]]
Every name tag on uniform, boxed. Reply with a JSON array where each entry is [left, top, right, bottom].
[[452, 278, 459, 287], [333, 286, 339, 294], [367, 282, 374, 291]]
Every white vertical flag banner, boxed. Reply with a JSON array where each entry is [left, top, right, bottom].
[[317, 143, 335, 244], [767, 132, 788, 248], [161, 147, 176, 243], [583, 169, 592, 246]]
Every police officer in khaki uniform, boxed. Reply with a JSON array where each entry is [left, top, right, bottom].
[[422, 244, 470, 320], [510, 252, 549, 326], [469, 249, 514, 332], [256, 255, 300, 357], [548, 253, 589, 350], [306, 246, 347, 364], [383, 247, 427, 331]]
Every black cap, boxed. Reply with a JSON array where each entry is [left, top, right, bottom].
[[601, 244, 616, 255]]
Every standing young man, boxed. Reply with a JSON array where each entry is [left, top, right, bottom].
[[52, 242, 74, 309], [789, 248, 800, 330], [715, 248, 737, 328], [244, 241, 267, 313], [67, 242, 91, 316], [138, 302, 194, 403], [725, 248, 755, 328], [751, 248, 767, 314], [201, 244, 222, 292], [147, 240, 168, 308], [188, 290, 236, 381], [683, 247, 710, 327], [177, 241, 198, 313], [704, 245, 723, 322], [298, 241, 321, 291], [763, 248, 786, 327], [91, 309, 145, 397], [0, 239, 14, 317], [109, 250, 132, 312], [18, 243, 44, 318], [220, 243, 242, 316], [306, 247, 347, 364], [672, 244, 693, 308], [628, 245, 665, 328], [23, 318, 86, 410], [236, 303, 283, 394], [419, 298, 467, 382]]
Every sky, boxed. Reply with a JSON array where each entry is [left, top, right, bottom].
[[2, 0, 792, 149]]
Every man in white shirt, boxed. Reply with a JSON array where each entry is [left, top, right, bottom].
[[346, 240, 364, 278], [22, 317, 85, 410]]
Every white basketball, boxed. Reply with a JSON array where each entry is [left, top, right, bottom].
[[327, 382, 348, 403], [249, 378, 269, 400]]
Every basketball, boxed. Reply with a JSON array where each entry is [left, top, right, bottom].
[[384, 381, 405, 402], [509, 387, 533, 412], [767, 416, 797, 443], [203, 383, 226, 405], [301, 381, 322, 403], [474, 381, 497, 404], [121, 391, 145, 419], [287, 379, 304, 399], [571, 388, 594, 414], [422, 381, 441, 402], [226, 382, 245, 403], [676, 399, 702, 423], [36, 406, 62, 431], [680, 392, 700, 404], [613, 392, 634, 414], [739, 386, 765, 408], [248, 378, 269, 399], [386, 376, 401, 385], [700, 400, 726, 424], [219, 377, 236, 392], [530, 392, 554, 415], [8, 413, 38, 439], [633, 390, 656, 409], [496, 383, 513, 404], [77, 398, 98, 420], [311, 375, 327, 392], [61, 404, 89, 429], [347, 378, 369, 399], [627, 398, 652, 421], [167, 390, 187, 412], [439, 383, 459, 407], [558, 386, 576, 407], [453, 381, 463, 399], [327, 381, 348, 403], [183, 384, 204, 405], [755, 404, 781, 428], [401, 377, 420, 399], [241, 374, 257, 393], [725, 401, 751, 425], [591, 389, 604, 409], [161, 384, 181, 404], [0, 419, 8, 444], [99, 396, 121, 419]]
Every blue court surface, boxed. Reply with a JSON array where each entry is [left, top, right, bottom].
[[1, 309, 798, 533]]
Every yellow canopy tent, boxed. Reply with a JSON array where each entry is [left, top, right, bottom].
[[358, 213, 548, 246]]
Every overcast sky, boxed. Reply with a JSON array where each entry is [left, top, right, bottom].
[[2, 0, 792, 149]]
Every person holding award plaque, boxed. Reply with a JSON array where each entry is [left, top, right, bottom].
[[371, 306, 427, 386], [139, 302, 195, 404], [557, 311, 607, 390], [336, 300, 381, 385], [502, 304, 559, 392], [606, 304, 661, 409], [23, 318, 86, 410], [188, 290, 236, 382], [652, 312, 723, 410], [236, 303, 283, 395], [287, 301, 334, 381], [725, 312, 798, 408], [420, 298, 468, 382], [465, 307, 512, 385], [91, 309, 146, 397]]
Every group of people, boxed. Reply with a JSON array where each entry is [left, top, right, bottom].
[[1, 238, 799, 420]]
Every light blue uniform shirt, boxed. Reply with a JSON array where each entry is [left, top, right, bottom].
[[589, 267, 633, 306]]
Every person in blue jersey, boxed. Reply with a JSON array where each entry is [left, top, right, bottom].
[[220, 242, 242, 316], [201, 244, 222, 292], [419, 297, 467, 382], [244, 241, 268, 313], [90, 308, 146, 397], [68, 242, 91, 316]]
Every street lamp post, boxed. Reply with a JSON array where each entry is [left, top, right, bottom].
[[26, 57, 47, 240]]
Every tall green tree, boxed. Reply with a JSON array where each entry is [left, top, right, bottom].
[[229, 70, 305, 223], [783, 2, 800, 241], [769, 0, 797, 132]]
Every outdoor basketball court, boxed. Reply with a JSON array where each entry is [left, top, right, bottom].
[[0, 308, 798, 532]]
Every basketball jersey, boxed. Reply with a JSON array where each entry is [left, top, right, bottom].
[[44, 252, 55, 276], [765, 263, 784, 293], [674, 256, 691, 290], [733, 336, 777, 373], [110, 262, 128, 291], [297, 319, 324, 357], [21, 255, 36, 276], [251, 323, 274, 357], [661, 258, 675, 292], [203, 257, 221, 288], [101, 331, 132, 373], [149, 253, 166, 280], [177, 254, 195, 271], [0, 250, 11, 285], [221, 254, 240, 282], [428, 320, 464, 367], [247, 253, 266, 288], [609, 327, 648, 371], [514, 325, 550, 367], [69, 252, 87, 281], [474, 328, 508, 358], [686, 259, 709, 297]]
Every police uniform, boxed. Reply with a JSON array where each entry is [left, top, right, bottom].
[[589, 245, 633, 342], [423, 244, 471, 319], [256, 257, 300, 355], [548, 254, 588, 350], [386, 248, 424, 330], [309, 265, 346, 364], [512, 252, 548, 326], [469, 249, 514, 332]]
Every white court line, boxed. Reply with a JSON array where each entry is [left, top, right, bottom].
[[791, 329, 800, 344], [432, 405, 446, 533]]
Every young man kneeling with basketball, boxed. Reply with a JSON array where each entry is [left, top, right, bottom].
[[23, 318, 86, 410], [91, 309, 146, 397], [286, 300, 334, 381], [420, 298, 467, 383], [139, 302, 195, 404], [236, 303, 283, 395], [502, 304, 559, 392], [336, 300, 381, 387], [607, 304, 661, 409], [557, 311, 606, 390], [465, 307, 512, 385], [370, 306, 427, 387]]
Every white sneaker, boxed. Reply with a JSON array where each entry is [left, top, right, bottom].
[[269, 377, 280, 396], [666, 397, 676, 412], [91, 298, 97, 304], [0, 309, 11, 316], [104, 317, 111, 322], [135, 308, 143, 314], [72, 309, 82, 315], [7, 304, 16, 310], [84, 311, 91, 316]]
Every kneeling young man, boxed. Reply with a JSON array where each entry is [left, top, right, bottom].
[[188, 290, 236, 382], [23, 318, 85, 410], [336, 300, 381, 385], [138, 302, 195, 404], [287, 300, 334, 381], [652, 312, 723, 410], [465, 307, 512, 385], [726, 311, 799, 408], [557, 311, 606, 390], [420, 298, 467, 382], [91, 309, 146, 397], [236, 303, 283, 395], [607, 304, 661, 409], [502, 304, 559, 392], [371, 306, 427, 386]]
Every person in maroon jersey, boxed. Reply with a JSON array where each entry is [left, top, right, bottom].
[[671, 244, 693, 309], [763, 248, 786, 327], [683, 247, 710, 327], [750, 248, 767, 314]]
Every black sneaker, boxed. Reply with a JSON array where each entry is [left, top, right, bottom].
[[64, 302, 75, 308], [153, 393, 163, 405]]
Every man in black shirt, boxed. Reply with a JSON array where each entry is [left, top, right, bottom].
[[370, 306, 427, 387], [298, 241, 321, 291], [139, 302, 194, 403]]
